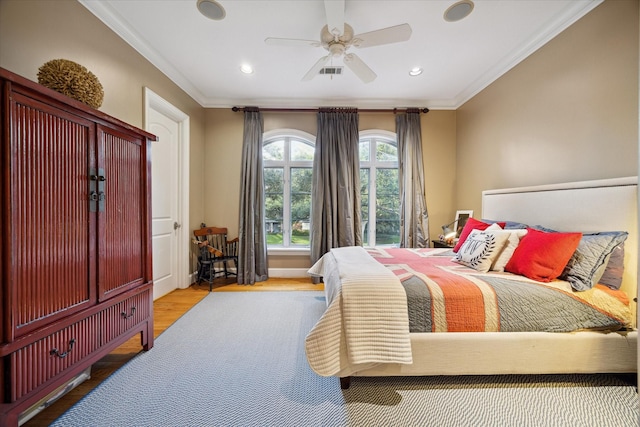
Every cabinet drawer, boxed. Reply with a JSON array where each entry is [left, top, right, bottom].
[[100, 289, 152, 345], [8, 315, 99, 401]]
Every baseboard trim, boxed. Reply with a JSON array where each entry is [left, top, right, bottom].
[[268, 268, 309, 278]]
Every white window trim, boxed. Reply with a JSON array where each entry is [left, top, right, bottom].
[[360, 129, 396, 140], [267, 247, 311, 256], [264, 129, 316, 143]]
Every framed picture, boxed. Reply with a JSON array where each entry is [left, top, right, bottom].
[[454, 210, 473, 237]]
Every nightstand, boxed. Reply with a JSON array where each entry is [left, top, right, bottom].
[[432, 240, 455, 249]]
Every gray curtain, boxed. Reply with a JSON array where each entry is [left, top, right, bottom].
[[310, 108, 362, 265], [396, 109, 429, 248], [238, 108, 268, 284]]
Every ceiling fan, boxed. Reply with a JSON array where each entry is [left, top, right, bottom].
[[265, 0, 412, 83]]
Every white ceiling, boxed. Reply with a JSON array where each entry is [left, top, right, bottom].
[[79, 0, 602, 110]]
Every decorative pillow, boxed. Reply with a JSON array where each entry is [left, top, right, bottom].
[[453, 218, 506, 253], [504, 228, 582, 282], [490, 229, 528, 272], [560, 231, 628, 291], [599, 242, 625, 290], [453, 225, 510, 273]]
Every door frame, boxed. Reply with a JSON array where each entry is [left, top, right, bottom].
[[144, 87, 191, 289]]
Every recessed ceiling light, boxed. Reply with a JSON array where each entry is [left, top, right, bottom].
[[197, 0, 226, 21], [240, 64, 254, 74], [409, 67, 423, 77], [444, 0, 474, 22]]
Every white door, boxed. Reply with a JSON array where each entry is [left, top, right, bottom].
[[144, 88, 190, 300]]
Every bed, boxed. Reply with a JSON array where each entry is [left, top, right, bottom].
[[305, 177, 638, 389]]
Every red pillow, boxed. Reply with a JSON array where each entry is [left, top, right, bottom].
[[453, 218, 506, 252], [504, 228, 582, 282]]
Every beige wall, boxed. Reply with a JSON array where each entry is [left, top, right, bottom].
[[456, 0, 639, 216], [0, 0, 206, 239]]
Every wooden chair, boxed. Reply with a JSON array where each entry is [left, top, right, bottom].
[[193, 226, 238, 291]]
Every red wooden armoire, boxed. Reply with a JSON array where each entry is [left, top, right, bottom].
[[0, 67, 155, 426]]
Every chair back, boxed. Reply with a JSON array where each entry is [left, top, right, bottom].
[[193, 226, 229, 256]]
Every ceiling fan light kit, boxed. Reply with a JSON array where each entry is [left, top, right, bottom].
[[265, 0, 412, 83], [197, 0, 226, 21], [444, 0, 474, 22]]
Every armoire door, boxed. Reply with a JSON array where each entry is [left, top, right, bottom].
[[6, 92, 97, 339], [96, 124, 151, 301]]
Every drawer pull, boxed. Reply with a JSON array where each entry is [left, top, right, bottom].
[[121, 306, 136, 319], [50, 338, 76, 359]]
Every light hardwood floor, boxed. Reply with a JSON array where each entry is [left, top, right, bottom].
[[23, 277, 320, 427]]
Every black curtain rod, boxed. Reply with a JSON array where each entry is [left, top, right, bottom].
[[231, 106, 429, 114]]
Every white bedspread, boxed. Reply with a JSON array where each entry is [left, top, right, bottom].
[[305, 246, 412, 377]]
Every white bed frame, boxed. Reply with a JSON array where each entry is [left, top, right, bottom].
[[347, 177, 638, 379]]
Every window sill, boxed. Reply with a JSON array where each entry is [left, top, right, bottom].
[[267, 247, 310, 257]]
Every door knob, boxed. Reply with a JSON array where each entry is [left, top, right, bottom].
[[174, 222, 181, 230]]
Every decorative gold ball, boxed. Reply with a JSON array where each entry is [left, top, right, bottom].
[[37, 59, 104, 109]]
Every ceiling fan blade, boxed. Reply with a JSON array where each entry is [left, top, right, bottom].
[[324, 0, 345, 37], [343, 53, 376, 83], [265, 37, 321, 47], [302, 55, 331, 81], [352, 23, 412, 49]]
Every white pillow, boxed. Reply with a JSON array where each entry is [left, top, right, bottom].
[[452, 225, 509, 273], [490, 229, 528, 272]]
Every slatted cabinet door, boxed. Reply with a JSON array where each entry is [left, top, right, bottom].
[[8, 92, 97, 339], [96, 124, 151, 301]]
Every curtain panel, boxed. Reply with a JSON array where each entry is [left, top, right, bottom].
[[310, 109, 362, 265], [238, 109, 268, 284], [396, 110, 430, 248]]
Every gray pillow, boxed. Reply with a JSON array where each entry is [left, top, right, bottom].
[[599, 242, 625, 290], [560, 231, 628, 291]]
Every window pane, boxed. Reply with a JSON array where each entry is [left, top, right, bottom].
[[291, 140, 314, 161], [264, 167, 283, 193], [263, 139, 284, 161], [290, 167, 312, 246], [290, 196, 310, 245], [360, 168, 370, 245], [359, 140, 370, 162], [264, 168, 284, 245], [291, 167, 312, 193], [376, 169, 400, 245], [376, 168, 399, 195], [376, 141, 397, 162]]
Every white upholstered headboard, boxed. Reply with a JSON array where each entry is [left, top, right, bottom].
[[482, 176, 638, 324]]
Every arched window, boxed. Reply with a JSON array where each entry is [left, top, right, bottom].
[[263, 130, 315, 248], [359, 130, 400, 246]]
